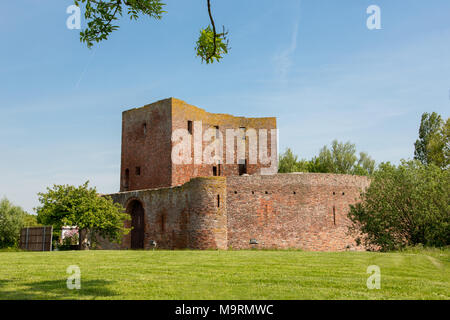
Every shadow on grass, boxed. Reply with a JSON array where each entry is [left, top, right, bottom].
[[0, 279, 117, 300], [0, 280, 11, 289]]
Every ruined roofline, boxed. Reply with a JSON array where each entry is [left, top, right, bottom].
[[122, 97, 277, 121], [279, 172, 369, 177], [229, 172, 370, 181], [111, 172, 368, 197], [121, 97, 172, 115]]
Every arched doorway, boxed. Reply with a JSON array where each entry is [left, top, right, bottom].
[[128, 200, 145, 249]]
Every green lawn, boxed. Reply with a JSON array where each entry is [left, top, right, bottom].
[[0, 249, 448, 300]]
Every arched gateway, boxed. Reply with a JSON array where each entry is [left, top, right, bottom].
[[128, 200, 145, 249]]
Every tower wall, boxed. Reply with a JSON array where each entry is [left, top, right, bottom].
[[171, 98, 277, 186], [120, 98, 277, 192], [120, 99, 173, 191]]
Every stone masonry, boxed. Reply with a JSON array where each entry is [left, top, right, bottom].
[[99, 98, 369, 251]]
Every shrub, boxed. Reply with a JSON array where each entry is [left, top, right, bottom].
[[0, 198, 36, 248], [36, 181, 130, 249], [348, 160, 449, 251]]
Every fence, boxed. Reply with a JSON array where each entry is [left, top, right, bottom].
[[19, 226, 53, 251]]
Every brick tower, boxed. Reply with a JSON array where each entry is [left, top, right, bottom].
[[120, 98, 277, 192]]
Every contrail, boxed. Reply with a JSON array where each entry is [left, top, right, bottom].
[[75, 47, 98, 89]]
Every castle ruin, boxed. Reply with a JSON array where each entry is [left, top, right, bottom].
[[99, 98, 369, 251]]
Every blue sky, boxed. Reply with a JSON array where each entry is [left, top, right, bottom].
[[1, 0, 449, 213]]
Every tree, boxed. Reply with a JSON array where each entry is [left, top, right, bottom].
[[414, 112, 443, 166], [315, 140, 357, 174], [427, 117, 450, 169], [0, 198, 36, 248], [277, 141, 375, 176], [348, 161, 450, 251], [23, 214, 40, 228], [278, 148, 301, 173], [354, 152, 376, 176], [36, 181, 130, 250], [311, 140, 375, 175], [74, 0, 229, 64]]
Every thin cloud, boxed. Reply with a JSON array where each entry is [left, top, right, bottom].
[[273, 0, 301, 80], [273, 20, 299, 80]]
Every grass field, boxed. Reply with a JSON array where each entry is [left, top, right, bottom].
[[0, 249, 448, 300]]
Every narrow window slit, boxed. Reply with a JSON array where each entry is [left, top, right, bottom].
[[333, 206, 336, 225]]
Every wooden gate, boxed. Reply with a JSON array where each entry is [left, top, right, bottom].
[[19, 226, 53, 251], [130, 201, 145, 249]]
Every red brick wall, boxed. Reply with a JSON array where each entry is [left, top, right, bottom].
[[171, 98, 277, 186], [101, 173, 369, 251], [120, 99, 173, 191], [226, 173, 370, 251], [100, 177, 228, 250], [121, 98, 277, 192]]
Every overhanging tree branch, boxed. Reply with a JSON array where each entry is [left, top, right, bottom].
[[206, 0, 217, 62], [74, 0, 229, 63]]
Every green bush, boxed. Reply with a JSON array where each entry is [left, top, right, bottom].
[[348, 160, 450, 251], [36, 181, 130, 249], [0, 198, 38, 248]]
